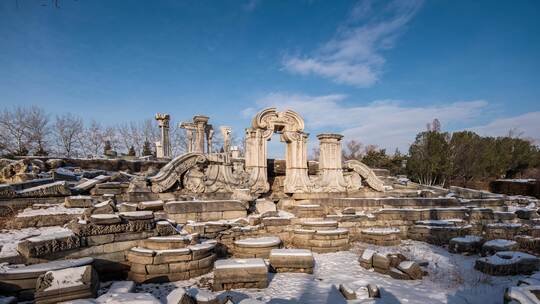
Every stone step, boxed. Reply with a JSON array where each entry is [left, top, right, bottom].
[[141, 236, 192, 250], [233, 236, 282, 259], [301, 220, 338, 230]]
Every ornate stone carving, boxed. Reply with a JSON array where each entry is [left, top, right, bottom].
[[346, 160, 385, 192], [149, 153, 207, 193]]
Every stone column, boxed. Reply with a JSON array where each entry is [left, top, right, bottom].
[[193, 115, 209, 153], [317, 133, 347, 192], [220, 126, 232, 153], [282, 131, 312, 193], [206, 126, 214, 153], [155, 113, 171, 159], [245, 128, 270, 193]]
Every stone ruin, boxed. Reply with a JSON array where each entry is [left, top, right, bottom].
[[0, 107, 539, 303]]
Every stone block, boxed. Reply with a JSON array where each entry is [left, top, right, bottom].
[[372, 253, 390, 273], [65, 195, 96, 208], [358, 249, 376, 269], [397, 261, 423, 279], [213, 258, 268, 291]]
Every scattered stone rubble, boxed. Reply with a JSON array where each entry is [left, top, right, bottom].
[[358, 248, 425, 280]]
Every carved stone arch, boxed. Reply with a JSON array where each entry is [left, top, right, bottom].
[[245, 107, 312, 194], [252, 108, 305, 134]]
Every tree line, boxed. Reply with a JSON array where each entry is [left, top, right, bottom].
[[0, 106, 190, 158], [340, 120, 540, 187]]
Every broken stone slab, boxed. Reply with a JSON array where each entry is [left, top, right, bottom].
[[107, 280, 135, 293], [35, 265, 99, 304], [475, 251, 540, 276], [397, 261, 423, 279], [89, 214, 121, 225], [138, 200, 164, 211], [0, 257, 94, 281], [84, 200, 116, 216], [119, 211, 154, 221], [118, 203, 138, 212], [481, 239, 518, 256], [17, 181, 71, 197], [17, 230, 80, 258], [449, 235, 485, 254], [164, 200, 247, 214], [358, 249, 376, 269], [73, 175, 111, 192], [255, 199, 276, 214], [389, 267, 410, 280], [372, 253, 390, 274], [65, 195, 96, 208], [339, 283, 357, 300]]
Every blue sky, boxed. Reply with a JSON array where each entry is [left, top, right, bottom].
[[1, 0, 539, 156]]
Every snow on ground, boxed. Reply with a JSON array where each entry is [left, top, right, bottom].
[[132, 240, 525, 304], [16, 204, 84, 217], [0, 226, 71, 258]]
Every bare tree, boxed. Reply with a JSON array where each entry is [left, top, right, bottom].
[[25, 106, 50, 155], [81, 120, 105, 157], [0, 107, 32, 155], [342, 139, 363, 161], [53, 113, 83, 157]]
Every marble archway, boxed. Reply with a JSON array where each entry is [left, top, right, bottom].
[[245, 108, 312, 194]]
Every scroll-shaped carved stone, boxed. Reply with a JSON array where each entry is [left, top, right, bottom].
[[346, 160, 385, 192], [149, 153, 207, 193]]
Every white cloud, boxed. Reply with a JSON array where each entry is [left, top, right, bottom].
[[469, 112, 540, 144], [283, 0, 423, 87], [246, 92, 539, 153]]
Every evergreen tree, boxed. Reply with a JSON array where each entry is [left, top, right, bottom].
[[142, 139, 153, 156], [127, 145, 136, 156]]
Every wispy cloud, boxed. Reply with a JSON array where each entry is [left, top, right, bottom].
[[283, 0, 423, 87], [244, 92, 539, 152], [469, 112, 540, 143]]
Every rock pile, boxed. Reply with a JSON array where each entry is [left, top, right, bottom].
[[358, 249, 425, 280]]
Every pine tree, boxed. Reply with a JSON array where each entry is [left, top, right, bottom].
[[128, 145, 136, 156], [142, 139, 153, 156]]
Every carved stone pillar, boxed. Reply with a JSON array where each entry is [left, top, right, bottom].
[[220, 126, 232, 153], [245, 128, 270, 193], [186, 128, 194, 153], [282, 131, 312, 193], [193, 115, 209, 153], [155, 113, 171, 159], [206, 126, 214, 153], [317, 133, 347, 192]]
